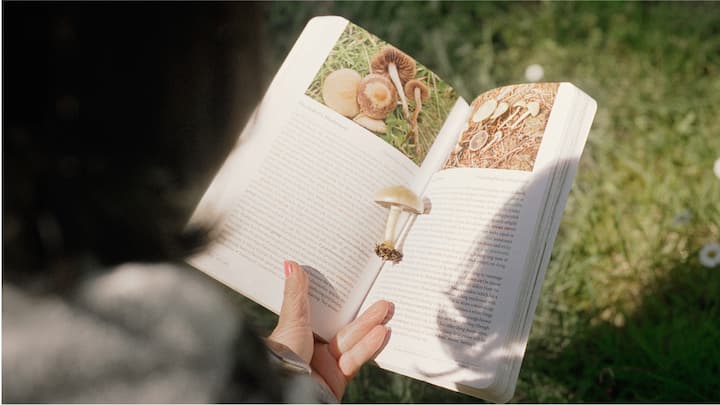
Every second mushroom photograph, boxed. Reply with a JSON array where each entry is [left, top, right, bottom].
[[443, 82, 560, 172], [306, 22, 458, 166]]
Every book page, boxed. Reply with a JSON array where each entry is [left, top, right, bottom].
[[361, 83, 568, 390], [362, 169, 545, 389], [187, 16, 464, 340]]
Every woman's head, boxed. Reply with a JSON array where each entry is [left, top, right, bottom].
[[4, 3, 266, 279]]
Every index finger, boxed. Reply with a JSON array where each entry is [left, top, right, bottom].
[[329, 300, 393, 358]]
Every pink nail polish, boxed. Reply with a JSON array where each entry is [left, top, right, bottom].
[[383, 302, 395, 324], [283, 260, 293, 278]]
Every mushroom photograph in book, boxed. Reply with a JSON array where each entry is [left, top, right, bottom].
[[305, 22, 458, 166], [443, 82, 560, 171]]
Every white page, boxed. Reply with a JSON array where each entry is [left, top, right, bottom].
[[361, 167, 550, 389]]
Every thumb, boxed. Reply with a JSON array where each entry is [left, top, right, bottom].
[[277, 260, 311, 329]]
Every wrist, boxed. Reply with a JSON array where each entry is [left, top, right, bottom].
[[263, 338, 339, 403], [263, 337, 312, 376]]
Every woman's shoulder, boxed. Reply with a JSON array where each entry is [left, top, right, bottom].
[[2, 262, 301, 402]]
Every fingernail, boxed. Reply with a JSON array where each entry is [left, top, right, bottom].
[[383, 302, 395, 324], [283, 260, 294, 278]]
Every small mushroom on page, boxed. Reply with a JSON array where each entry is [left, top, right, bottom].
[[469, 130, 489, 151], [510, 101, 540, 128], [373, 185, 424, 263], [371, 46, 416, 120], [490, 102, 509, 120], [471, 99, 498, 123], [353, 113, 387, 133], [405, 79, 430, 123], [321, 68, 362, 117], [357, 74, 398, 119], [499, 100, 527, 129], [479, 130, 504, 153], [404, 79, 430, 155]]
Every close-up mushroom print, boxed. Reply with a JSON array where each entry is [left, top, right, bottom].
[[305, 22, 458, 166], [443, 83, 560, 171]]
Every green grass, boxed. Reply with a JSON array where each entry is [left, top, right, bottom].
[[255, 2, 720, 402]]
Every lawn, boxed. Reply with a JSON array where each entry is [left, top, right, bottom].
[[242, 2, 720, 402]]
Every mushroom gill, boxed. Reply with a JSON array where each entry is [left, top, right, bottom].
[[371, 46, 416, 120]]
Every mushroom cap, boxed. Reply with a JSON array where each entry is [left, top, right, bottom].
[[472, 99, 498, 123], [353, 113, 387, 133], [322, 68, 362, 117], [526, 101, 540, 116], [371, 46, 416, 84], [404, 79, 429, 101], [490, 102, 508, 119], [357, 74, 398, 119], [373, 185, 424, 214], [469, 130, 489, 151]]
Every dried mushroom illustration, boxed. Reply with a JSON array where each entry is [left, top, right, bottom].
[[510, 101, 540, 128], [479, 130, 504, 153], [321, 68, 362, 117], [357, 73, 398, 119], [471, 99, 498, 123], [373, 185, 424, 263], [371, 46, 416, 120], [441, 82, 560, 172], [490, 102, 509, 120], [469, 130, 489, 151], [499, 101, 527, 129]]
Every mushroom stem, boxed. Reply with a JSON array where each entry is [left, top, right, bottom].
[[382, 205, 403, 246], [478, 130, 503, 153], [412, 87, 423, 155], [388, 63, 410, 120], [499, 102, 527, 129], [510, 101, 540, 129], [413, 88, 423, 123]]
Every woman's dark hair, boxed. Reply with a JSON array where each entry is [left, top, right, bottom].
[[3, 3, 266, 283]]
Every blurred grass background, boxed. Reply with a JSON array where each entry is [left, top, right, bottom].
[[241, 2, 720, 402]]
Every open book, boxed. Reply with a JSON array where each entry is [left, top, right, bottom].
[[187, 16, 596, 403]]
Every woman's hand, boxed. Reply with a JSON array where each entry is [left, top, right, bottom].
[[269, 260, 393, 400]]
